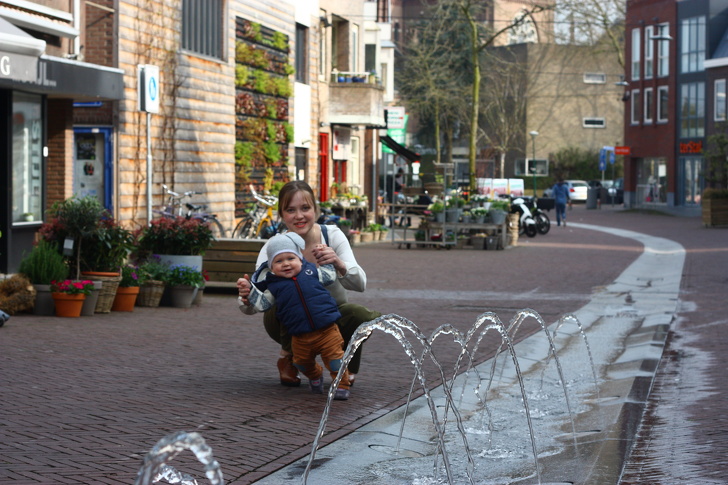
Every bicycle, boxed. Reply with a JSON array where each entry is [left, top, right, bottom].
[[154, 184, 226, 238], [232, 185, 283, 239]]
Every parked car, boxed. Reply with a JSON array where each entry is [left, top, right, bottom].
[[543, 180, 589, 202]]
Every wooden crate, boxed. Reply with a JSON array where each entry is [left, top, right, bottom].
[[703, 198, 728, 227], [203, 238, 266, 286]]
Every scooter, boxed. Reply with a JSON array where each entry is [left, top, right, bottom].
[[509, 196, 538, 238], [522, 196, 551, 235]]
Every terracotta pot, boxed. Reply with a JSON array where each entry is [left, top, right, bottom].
[[52, 293, 86, 318], [111, 286, 140, 312]]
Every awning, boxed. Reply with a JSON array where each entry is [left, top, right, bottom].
[[0, 16, 45, 56], [380, 135, 420, 163]]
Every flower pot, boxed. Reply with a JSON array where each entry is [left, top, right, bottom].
[[379, 231, 389, 241], [489, 210, 507, 225], [360, 232, 374, 243], [33, 284, 55, 316], [81, 281, 103, 316], [82, 272, 121, 314], [435, 212, 445, 223], [111, 286, 140, 312], [166, 285, 198, 308], [192, 286, 204, 306], [137, 280, 165, 307], [52, 293, 86, 318]]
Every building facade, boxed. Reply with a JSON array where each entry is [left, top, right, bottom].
[[623, 0, 728, 208]]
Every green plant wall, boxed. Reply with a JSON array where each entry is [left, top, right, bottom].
[[234, 17, 293, 216]]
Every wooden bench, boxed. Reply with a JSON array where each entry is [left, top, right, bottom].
[[202, 238, 266, 287]]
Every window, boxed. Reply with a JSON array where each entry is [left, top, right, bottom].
[[632, 28, 641, 80], [645, 26, 654, 79], [295, 24, 308, 84], [681, 16, 705, 74], [319, 15, 327, 78], [182, 0, 223, 59], [657, 23, 670, 77], [715, 79, 726, 121], [644, 88, 654, 124], [583, 73, 606, 84], [680, 82, 705, 137], [631, 90, 641, 125], [365, 44, 376, 73], [583, 117, 605, 128], [12, 92, 44, 224], [657, 85, 669, 122]]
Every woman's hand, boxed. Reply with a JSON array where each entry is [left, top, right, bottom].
[[237, 275, 251, 305], [312, 244, 346, 276]]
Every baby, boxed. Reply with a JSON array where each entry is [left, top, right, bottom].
[[245, 232, 352, 400]]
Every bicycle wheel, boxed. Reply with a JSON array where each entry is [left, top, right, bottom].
[[207, 217, 226, 238], [233, 218, 255, 239], [536, 213, 550, 235]]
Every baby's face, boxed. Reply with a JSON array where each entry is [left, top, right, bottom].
[[270, 252, 303, 278]]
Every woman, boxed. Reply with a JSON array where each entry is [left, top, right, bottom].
[[237, 181, 380, 386]]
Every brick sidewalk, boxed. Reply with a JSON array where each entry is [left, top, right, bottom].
[[1, 204, 725, 484]]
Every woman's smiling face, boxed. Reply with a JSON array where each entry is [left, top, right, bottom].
[[281, 191, 316, 237]]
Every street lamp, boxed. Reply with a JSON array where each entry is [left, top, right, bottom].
[[529, 131, 539, 196]]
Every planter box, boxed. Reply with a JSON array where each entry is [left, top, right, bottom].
[[202, 239, 266, 285], [702, 198, 728, 227]]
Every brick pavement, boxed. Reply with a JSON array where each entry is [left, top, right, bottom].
[[1, 204, 725, 484]]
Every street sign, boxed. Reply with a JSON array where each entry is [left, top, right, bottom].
[[614, 146, 630, 155], [386, 107, 406, 129], [598, 149, 607, 171], [138, 64, 160, 113]]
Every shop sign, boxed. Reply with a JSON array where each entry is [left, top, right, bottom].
[[0, 51, 38, 83], [679, 141, 703, 154]]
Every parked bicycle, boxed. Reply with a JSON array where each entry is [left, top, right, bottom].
[[232, 185, 283, 239], [154, 184, 226, 238]]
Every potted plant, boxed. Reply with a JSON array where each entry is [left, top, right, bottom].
[[41, 196, 106, 281], [446, 196, 465, 222], [50, 279, 94, 317], [337, 218, 353, 235], [489, 200, 510, 225], [18, 240, 69, 316], [163, 264, 205, 308], [471, 207, 488, 224], [111, 265, 141, 312], [428, 200, 445, 222], [135, 217, 214, 270], [135, 256, 170, 307]]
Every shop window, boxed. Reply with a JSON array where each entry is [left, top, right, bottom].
[[12, 92, 43, 224]]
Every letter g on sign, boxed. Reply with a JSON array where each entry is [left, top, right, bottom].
[[0, 56, 10, 76]]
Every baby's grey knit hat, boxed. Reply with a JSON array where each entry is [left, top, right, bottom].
[[266, 232, 305, 262]]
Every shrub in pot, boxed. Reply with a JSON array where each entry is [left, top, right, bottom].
[[18, 240, 69, 316]]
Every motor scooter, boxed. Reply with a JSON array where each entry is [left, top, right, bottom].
[[522, 196, 550, 235], [508, 196, 538, 237]]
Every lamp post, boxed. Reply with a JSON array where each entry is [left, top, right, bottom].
[[529, 131, 539, 196]]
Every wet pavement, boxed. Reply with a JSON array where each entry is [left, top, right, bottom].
[[1, 203, 726, 484]]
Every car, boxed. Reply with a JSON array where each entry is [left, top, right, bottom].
[[542, 180, 589, 202]]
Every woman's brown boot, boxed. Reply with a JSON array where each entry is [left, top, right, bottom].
[[277, 354, 301, 387]]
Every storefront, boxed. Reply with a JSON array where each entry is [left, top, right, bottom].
[[0, 19, 123, 274]]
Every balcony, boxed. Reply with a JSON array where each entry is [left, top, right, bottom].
[[328, 71, 385, 127]]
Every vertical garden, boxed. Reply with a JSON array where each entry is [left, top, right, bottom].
[[234, 18, 294, 216]]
